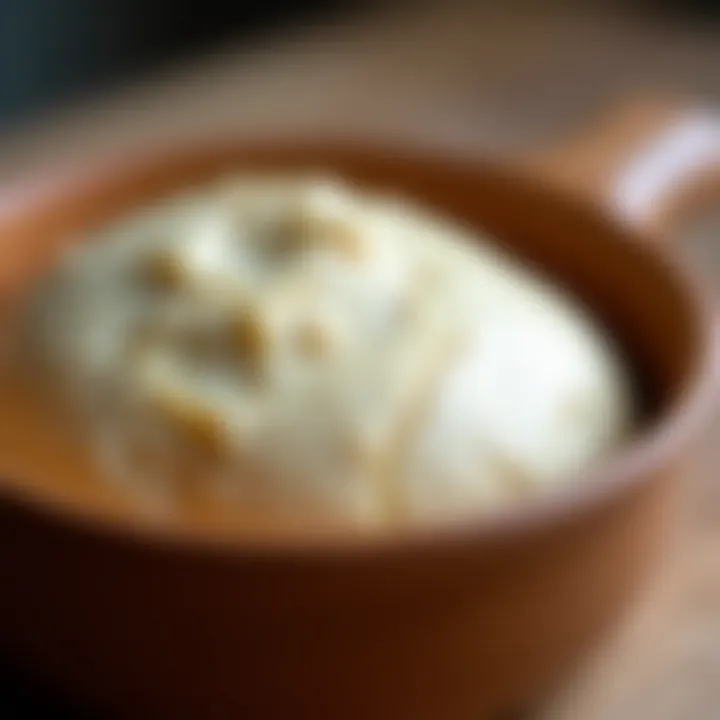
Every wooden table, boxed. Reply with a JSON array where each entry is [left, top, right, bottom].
[[1, 3, 719, 717]]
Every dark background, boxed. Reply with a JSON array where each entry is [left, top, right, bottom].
[[0, 0, 718, 129], [0, 0, 359, 128]]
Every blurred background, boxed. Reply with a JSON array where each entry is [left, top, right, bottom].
[[1, 0, 720, 178], [1, 0, 720, 718], [0, 0, 717, 128], [0, 0, 357, 126], [0, 0, 714, 128]]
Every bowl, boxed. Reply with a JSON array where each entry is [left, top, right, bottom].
[[0, 99, 717, 719]]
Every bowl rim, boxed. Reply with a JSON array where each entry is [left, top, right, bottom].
[[0, 133, 715, 561]]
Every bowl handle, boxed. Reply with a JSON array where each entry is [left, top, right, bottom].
[[522, 97, 720, 237], [523, 97, 720, 394]]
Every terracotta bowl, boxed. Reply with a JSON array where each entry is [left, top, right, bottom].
[[0, 100, 717, 719]]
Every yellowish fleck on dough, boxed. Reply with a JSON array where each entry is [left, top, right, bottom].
[[143, 248, 187, 290], [231, 306, 269, 371], [152, 388, 228, 456]]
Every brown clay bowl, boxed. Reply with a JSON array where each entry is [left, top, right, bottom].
[[0, 100, 717, 719]]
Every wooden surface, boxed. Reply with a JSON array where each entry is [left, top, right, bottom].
[[0, 3, 719, 718]]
